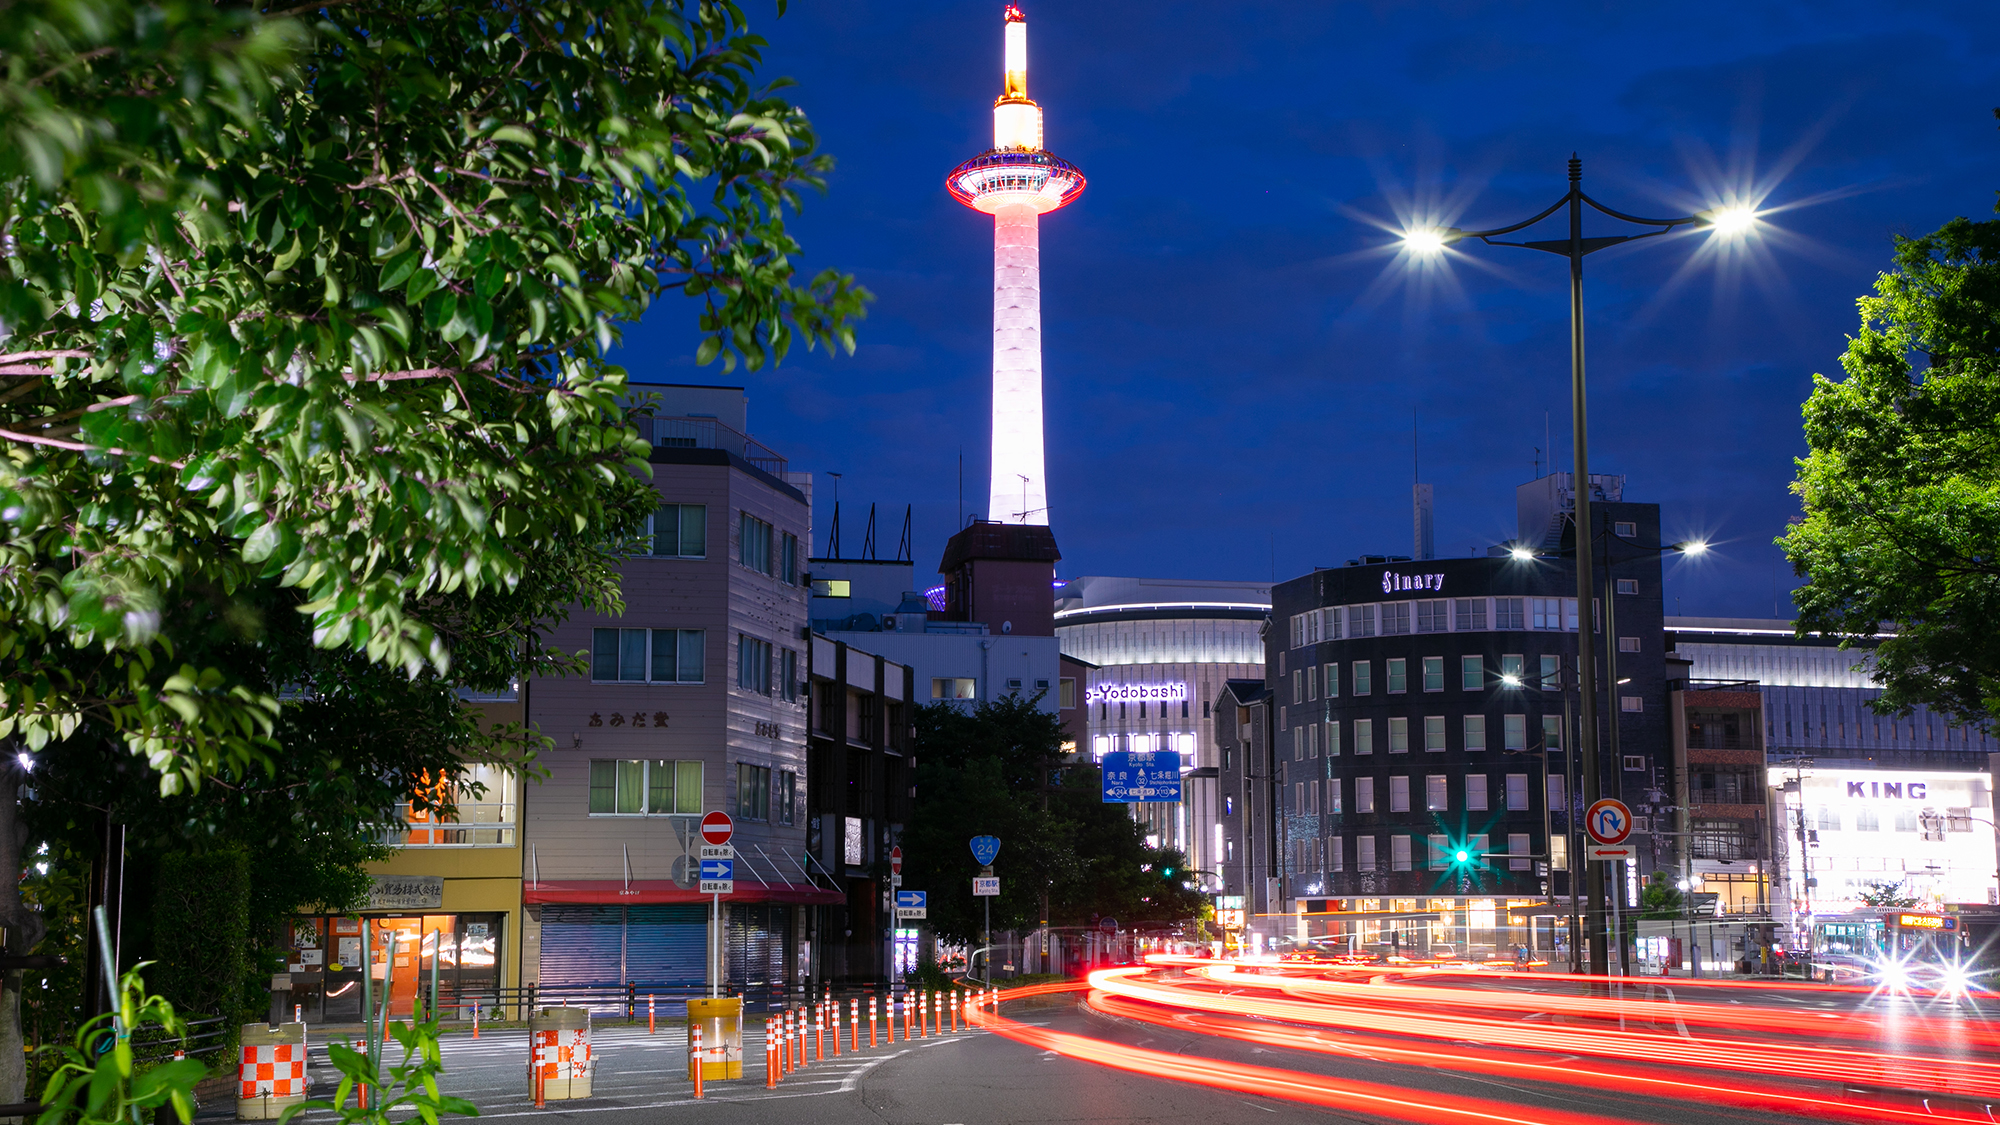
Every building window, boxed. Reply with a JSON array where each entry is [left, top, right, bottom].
[[1356, 778, 1375, 813], [1353, 718, 1373, 755], [1350, 604, 1376, 638], [1508, 834, 1531, 871], [1416, 599, 1448, 633], [738, 635, 772, 694], [1620, 696, 1644, 713], [779, 770, 797, 825], [648, 504, 708, 557], [1308, 664, 1319, 701], [1540, 654, 1560, 691], [1421, 657, 1443, 692], [1293, 668, 1304, 704], [1425, 775, 1448, 812], [1494, 598, 1525, 630], [1390, 835, 1412, 872], [1455, 598, 1487, 631], [1614, 521, 1636, 537], [738, 512, 775, 576], [1059, 678, 1076, 708], [1460, 655, 1482, 691], [1505, 773, 1530, 811], [932, 677, 976, 700], [588, 759, 703, 815], [1619, 636, 1641, 654], [1329, 837, 1344, 872], [1387, 716, 1409, 754], [1386, 658, 1407, 694], [1424, 715, 1446, 752], [1353, 661, 1372, 696], [592, 628, 706, 683], [782, 532, 800, 585], [1389, 775, 1410, 812], [1326, 721, 1341, 757], [736, 763, 772, 821], [1323, 663, 1339, 699], [1463, 715, 1487, 752], [1466, 774, 1488, 811], [1321, 607, 1344, 640], [1623, 755, 1646, 771], [1547, 774, 1567, 811], [1382, 602, 1411, 636], [782, 648, 800, 702], [1428, 834, 1451, 870], [1616, 578, 1638, 595], [1500, 654, 1524, 684], [1357, 835, 1377, 871], [1542, 715, 1563, 752], [1503, 714, 1527, 751], [1529, 598, 1565, 630], [1326, 778, 1342, 814]]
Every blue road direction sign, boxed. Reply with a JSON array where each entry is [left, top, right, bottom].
[[1100, 751, 1182, 802], [894, 890, 927, 920], [698, 858, 734, 894], [969, 835, 1002, 867]]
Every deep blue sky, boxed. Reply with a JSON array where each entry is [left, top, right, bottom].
[[614, 1, 2000, 619]]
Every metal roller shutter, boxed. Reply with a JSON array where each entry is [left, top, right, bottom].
[[624, 904, 707, 989], [539, 905, 625, 988]]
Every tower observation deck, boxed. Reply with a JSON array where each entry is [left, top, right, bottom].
[[946, 5, 1085, 527]]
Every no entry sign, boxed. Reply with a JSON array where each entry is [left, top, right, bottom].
[[701, 811, 734, 846]]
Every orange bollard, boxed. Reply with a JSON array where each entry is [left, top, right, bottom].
[[782, 1009, 794, 1075], [949, 991, 957, 1032], [766, 1022, 778, 1088], [919, 991, 928, 1038], [815, 1001, 825, 1060], [472, 1003, 480, 1039], [851, 998, 860, 1052], [827, 999, 838, 1057], [903, 992, 913, 1040], [648, 994, 656, 1035], [690, 1025, 704, 1099], [868, 996, 878, 1047]]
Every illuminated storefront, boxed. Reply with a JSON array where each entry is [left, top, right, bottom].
[[1771, 766, 1998, 916]]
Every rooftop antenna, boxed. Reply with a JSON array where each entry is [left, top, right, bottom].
[[896, 504, 913, 563], [827, 471, 843, 560], [862, 503, 878, 561]]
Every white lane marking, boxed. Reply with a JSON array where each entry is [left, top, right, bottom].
[[1239, 1100, 1276, 1113]]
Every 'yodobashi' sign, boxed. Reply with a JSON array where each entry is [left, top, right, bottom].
[[368, 875, 444, 910], [1383, 571, 1446, 594], [1086, 682, 1188, 705]]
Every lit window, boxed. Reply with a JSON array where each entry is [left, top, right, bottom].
[[1353, 661, 1372, 696], [1387, 658, 1407, 694], [1422, 657, 1444, 692], [932, 677, 977, 700], [1387, 716, 1409, 754], [1425, 775, 1447, 811], [1464, 715, 1487, 752], [1424, 716, 1446, 752], [1503, 714, 1527, 751], [1354, 719, 1374, 755], [592, 628, 705, 683], [588, 759, 703, 815], [1460, 655, 1482, 691]]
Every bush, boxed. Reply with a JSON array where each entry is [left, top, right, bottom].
[[150, 851, 252, 1022]]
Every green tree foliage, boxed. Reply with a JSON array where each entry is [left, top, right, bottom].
[[1857, 880, 1921, 909], [1638, 872, 1683, 920], [0, 0, 866, 787], [146, 850, 251, 1023], [902, 697, 1205, 944], [36, 964, 207, 1125], [1782, 155, 2000, 726]]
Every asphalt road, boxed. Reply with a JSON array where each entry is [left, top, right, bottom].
[[222, 990, 1847, 1125]]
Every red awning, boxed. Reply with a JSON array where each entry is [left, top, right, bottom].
[[522, 879, 844, 906]]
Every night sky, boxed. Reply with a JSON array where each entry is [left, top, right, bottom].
[[613, 1, 2000, 619]]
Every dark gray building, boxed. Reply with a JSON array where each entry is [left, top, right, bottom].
[[1258, 474, 1669, 961]]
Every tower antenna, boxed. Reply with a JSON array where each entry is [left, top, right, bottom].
[[862, 503, 878, 561], [896, 504, 913, 563]]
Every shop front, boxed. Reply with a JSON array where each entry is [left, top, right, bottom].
[[284, 911, 506, 1022]]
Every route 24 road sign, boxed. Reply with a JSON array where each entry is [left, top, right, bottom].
[[698, 857, 734, 894], [894, 890, 927, 920]]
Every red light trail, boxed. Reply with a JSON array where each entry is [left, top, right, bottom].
[[965, 962, 2000, 1124]]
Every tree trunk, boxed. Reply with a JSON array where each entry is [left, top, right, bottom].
[[0, 760, 48, 1121]]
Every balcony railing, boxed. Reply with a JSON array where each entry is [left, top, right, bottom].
[[640, 415, 787, 478], [380, 802, 517, 848]]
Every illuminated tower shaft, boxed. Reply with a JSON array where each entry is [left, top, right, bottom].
[[947, 6, 1085, 526], [991, 204, 1044, 523]]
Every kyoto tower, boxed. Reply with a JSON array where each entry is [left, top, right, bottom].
[[946, 5, 1086, 526]]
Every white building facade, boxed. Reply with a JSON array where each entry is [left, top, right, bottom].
[[1054, 576, 1270, 890]]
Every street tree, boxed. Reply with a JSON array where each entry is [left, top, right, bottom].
[[903, 696, 1204, 947], [1782, 145, 2000, 726], [0, 0, 864, 1096]]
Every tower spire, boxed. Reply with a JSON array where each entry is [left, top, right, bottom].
[[946, 5, 1086, 527]]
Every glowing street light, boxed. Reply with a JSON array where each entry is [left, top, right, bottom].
[[1677, 539, 1709, 557], [1508, 544, 1536, 562], [1386, 154, 1761, 978]]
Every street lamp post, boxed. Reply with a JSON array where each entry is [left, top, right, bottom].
[[1403, 157, 1753, 975]]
